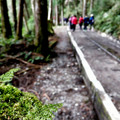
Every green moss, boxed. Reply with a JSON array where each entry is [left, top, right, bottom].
[[0, 69, 62, 120], [0, 84, 62, 120]]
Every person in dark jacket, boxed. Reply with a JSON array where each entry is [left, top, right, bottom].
[[84, 16, 89, 30], [89, 14, 94, 30], [69, 16, 73, 29]]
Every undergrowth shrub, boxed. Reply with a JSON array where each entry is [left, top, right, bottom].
[[0, 69, 62, 120], [94, 2, 120, 39]]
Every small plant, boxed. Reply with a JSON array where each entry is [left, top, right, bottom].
[[0, 69, 62, 120], [0, 68, 20, 83]]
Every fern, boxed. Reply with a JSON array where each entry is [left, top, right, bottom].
[[0, 68, 20, 83]]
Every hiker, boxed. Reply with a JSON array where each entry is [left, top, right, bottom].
[[84, 16, 89, 30], [69, 16, 73, 29], [79, 16, 84, 30], [71, 15, 78, 32], [89, 14, 94, 30], [64, 17, 69, 24]]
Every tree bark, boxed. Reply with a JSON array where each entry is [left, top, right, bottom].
[[48, 0, 52, 20], [90, 0, 94, 14], [24, 0, 30, 19], [83, 0, 87, 18], [23, 13, 29, 33], [12, 0, 17, 33], [61, 5, 64, 26], [16, 0, 24, 39], [34, 0, 49, 57], [0, 0, 12, 38], [55, 1, 58, 26], [80, 0, 83, 16], [31, 0, 35, 14]]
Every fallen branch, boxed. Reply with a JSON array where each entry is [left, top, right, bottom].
[[4, 54, 42, 68], [0, 53, 22, 62], [16, 68, 31, 75]]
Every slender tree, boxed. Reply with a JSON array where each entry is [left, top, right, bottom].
[[34, 0, 49, 56], [16, 0, 24, 39], [23, 13, 29, 33], [12, 0, 17, 33], [24, 0, 30, 19], [55, 0, 58, 26], [58, 0, 65, 26], [83, 0, 87, 17], [0, 0, 12, 38], [31, 0, 35, 14], [90, 0, 94, 14], [61, 5, 64, 25], [48, 0, 52, 20]]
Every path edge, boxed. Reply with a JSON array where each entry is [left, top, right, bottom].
[[67, 28, 120, 120]]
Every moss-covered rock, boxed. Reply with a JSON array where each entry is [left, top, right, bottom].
[[0, 84, 62, 120]]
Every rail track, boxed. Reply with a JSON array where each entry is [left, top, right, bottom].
[[83, 31, 120, 63]]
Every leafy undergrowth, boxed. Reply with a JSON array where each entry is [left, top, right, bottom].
[[94, 1, 120, 39], [0, 69, 62, 120]]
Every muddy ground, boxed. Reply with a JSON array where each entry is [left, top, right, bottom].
[[0, 26, 98, 120]]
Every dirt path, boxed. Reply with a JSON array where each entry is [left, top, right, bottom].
[[71, 26, 120, 112], [33, 26, 98, 120]]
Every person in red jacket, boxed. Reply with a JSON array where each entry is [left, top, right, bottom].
[[79, 16, 84, 30], [71, 15, 78, 32]]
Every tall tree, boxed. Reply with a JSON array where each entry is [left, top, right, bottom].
[[83, 0, 87, 17], [31, 0, 35, 14], [55, 0, 58, 26], [16, 0, 24, 39], [90, 0, 94, 14], [34, 0, 49, 56], [48, 0, 52, 20], [24, 0, 30, 19], [58, 0, 65, 26], [0, 0, 12, 38], [12, 0, 17, 33]]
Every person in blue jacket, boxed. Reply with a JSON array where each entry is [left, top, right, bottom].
[[89, 14, 94, 30], [84, 16, 89, 30]]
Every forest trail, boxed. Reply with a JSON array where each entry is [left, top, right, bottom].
[[71, 25, 120, 112], [33, 26, 98, 120]]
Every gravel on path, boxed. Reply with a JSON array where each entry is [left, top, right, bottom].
[[33, 26, 98, 120]]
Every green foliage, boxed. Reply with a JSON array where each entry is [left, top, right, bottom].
[[0, 37, 17, 47], [27, 16, 35, 32], [48, 20, 54, 36], [21, 51, 44, 63], [0, 70, 62, 120], [0, 68, 20, 83], [94, 2, 120, 38]]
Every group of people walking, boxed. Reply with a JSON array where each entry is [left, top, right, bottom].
[[69, 14, 94, 32]]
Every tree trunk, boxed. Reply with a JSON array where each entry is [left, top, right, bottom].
[[80, 0, 83, 16], [24, 0, 30, 19], [16, 0, 24, 39], [23, 13, 29, 32], [83, 0, 87, 18], [12, 0, 17, 33], [55, 1, 58, 26], [90, 0, 94, 14], [61, 5, 64, 26], [0, 0, 12, 38], [48, 0, 52, 20], [34, 0, 49, 57], [31, 0, 35, 14]]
